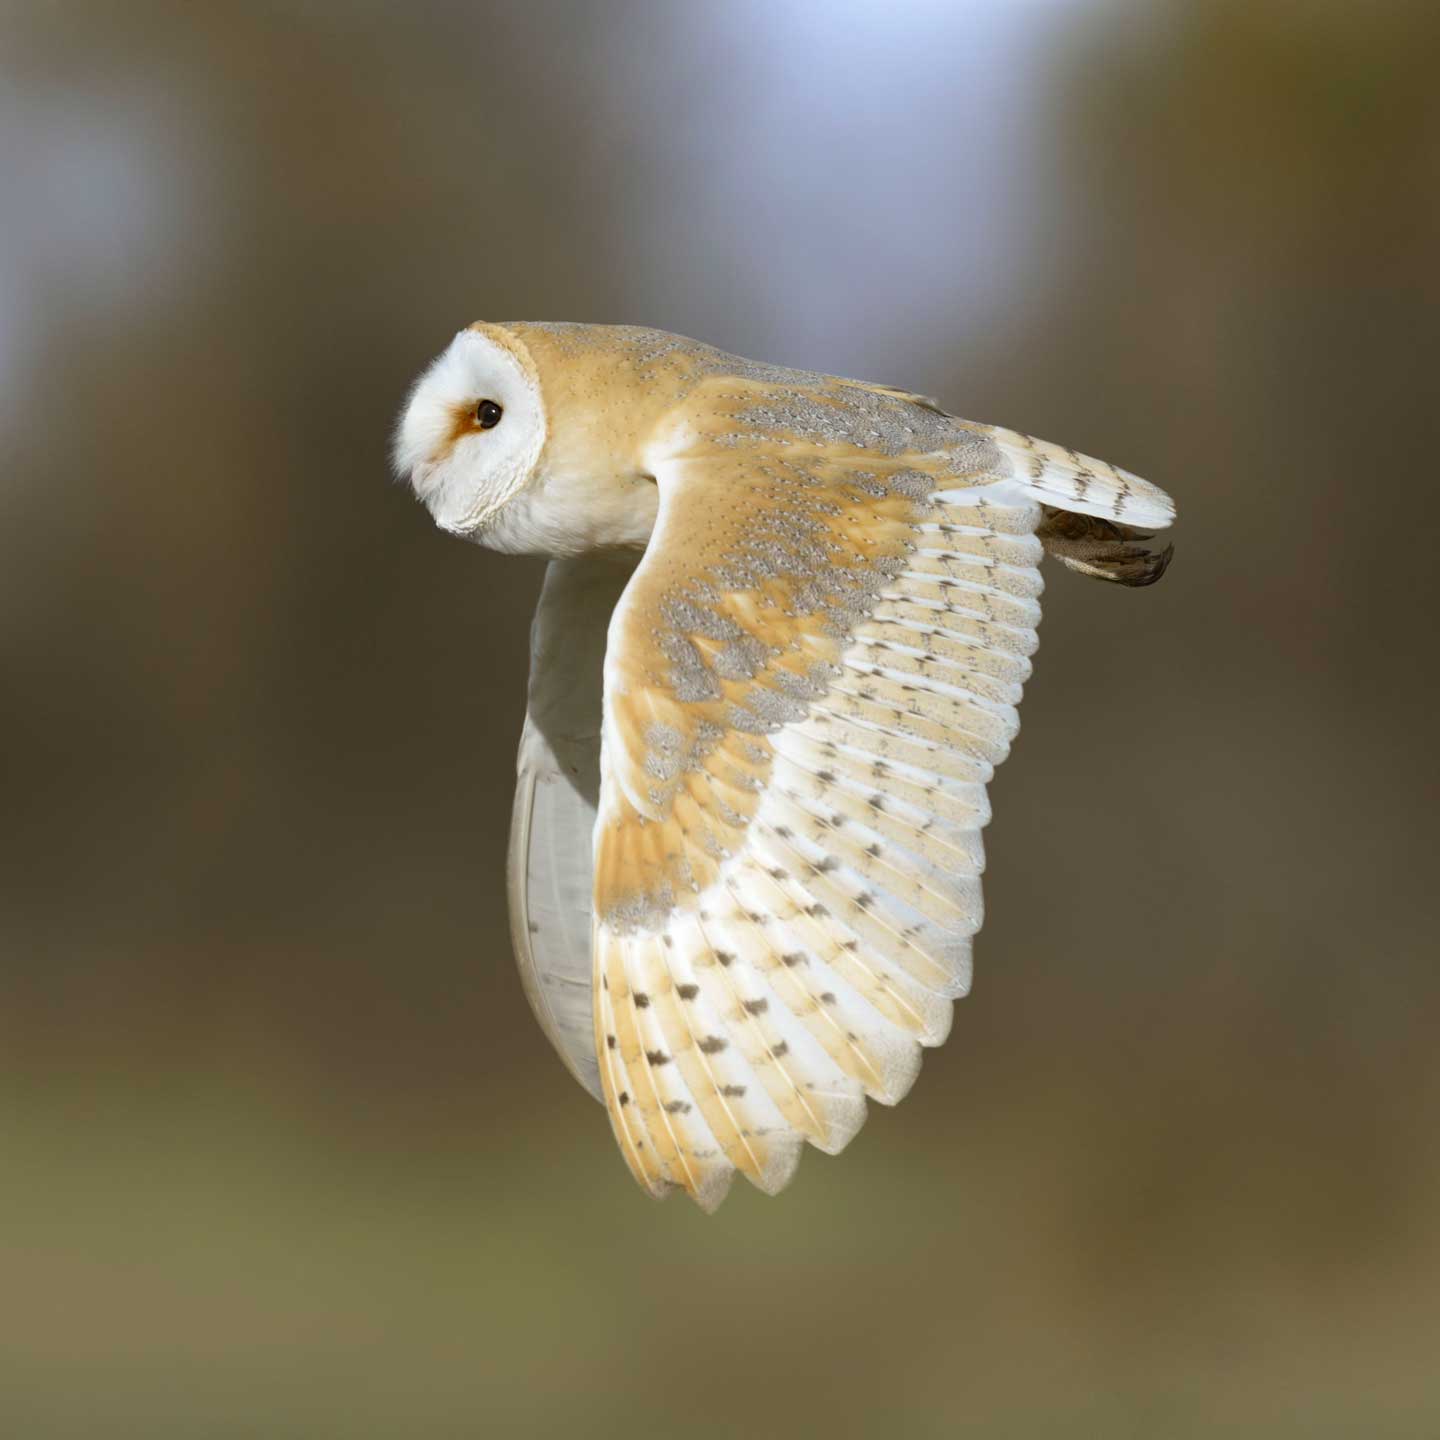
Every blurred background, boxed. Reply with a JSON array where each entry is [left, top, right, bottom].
[[3, 1, 1438, 1435]]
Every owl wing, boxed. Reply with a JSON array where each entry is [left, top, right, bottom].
[[592, 386, 1174, 1209], [509, 551, 639, 1102]]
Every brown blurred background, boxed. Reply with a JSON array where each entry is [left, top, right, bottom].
[[3, 2, 1438, 1435]]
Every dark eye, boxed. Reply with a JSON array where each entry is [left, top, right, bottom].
[[475, 399, 503, 429]]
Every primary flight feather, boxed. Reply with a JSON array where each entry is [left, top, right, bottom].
[[394, 321, 1176, 1210]]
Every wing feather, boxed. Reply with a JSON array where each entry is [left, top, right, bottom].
[[580, 379, 1173, 1206], [508, 553, 637, 1102], [508, 725, 602, 1099]]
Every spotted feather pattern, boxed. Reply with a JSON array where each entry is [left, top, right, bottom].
[[581, 378, 1173, 1208]]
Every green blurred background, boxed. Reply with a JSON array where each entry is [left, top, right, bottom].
[[3, 2, 1437, 1435]]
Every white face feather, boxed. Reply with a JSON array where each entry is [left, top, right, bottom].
[[392, 329, 546, 535]]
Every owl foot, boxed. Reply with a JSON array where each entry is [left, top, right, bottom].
[[1036, 507, 1174, 587]]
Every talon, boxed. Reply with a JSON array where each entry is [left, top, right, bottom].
[[1036, 507, 1175, 587]]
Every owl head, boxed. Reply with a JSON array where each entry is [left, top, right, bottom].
[[392, 325, 547, 536]]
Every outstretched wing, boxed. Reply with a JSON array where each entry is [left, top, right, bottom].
[[591, 380, 1173, 1209], [509, 551, 638, 1102]]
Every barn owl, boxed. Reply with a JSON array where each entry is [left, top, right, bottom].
[[394, 322, 1175, 1210]]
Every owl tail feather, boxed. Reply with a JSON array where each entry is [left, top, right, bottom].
[[989, 425, 1176, 531]]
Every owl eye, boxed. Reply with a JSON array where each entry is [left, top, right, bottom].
[[475, 399, 503, 430]]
